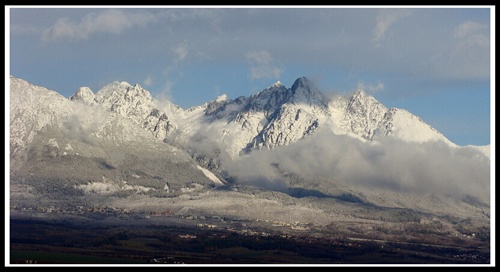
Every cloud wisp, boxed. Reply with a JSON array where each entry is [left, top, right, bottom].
[[356, 81, 385, 94], [41, 9, 158, 42], [452, 20, 490, 56], [372, 8, 412, 47], [246, 50, 283, 80]]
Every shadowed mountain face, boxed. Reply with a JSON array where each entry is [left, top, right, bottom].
[[9, 76, 490, 253], [197, 77, 331, 155]]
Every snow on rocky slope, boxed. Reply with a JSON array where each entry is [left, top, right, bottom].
[[164, 77, 474, 162], [9, 76, 223, 195], [62, 75, 488, 164], [70, 81, 178, 142]]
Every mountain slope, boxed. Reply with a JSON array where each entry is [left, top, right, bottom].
[[9, 76, 224, 209]]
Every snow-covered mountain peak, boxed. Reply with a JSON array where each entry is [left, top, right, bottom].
[[117, 81, 133, 88], [68, 80, 178, 142], [10, 76, 77, 163], [333, 89, 457, 146], [289, 77, 328, 109], [124, 83, 153, 102], [348, 89, 379, 105], [100, 80, 132, 92], [291, 76, 312, 90], [374, 107, 457, 147], [204, 94, 233, 117], [92, 81, 148, 100], [69, 87, 96, 106], [336, 89, 387, 141], [92, 80, 154, 109], [352, 88, 367, 96], [94, 81, 130, 104], [244, 82, 288, 113]]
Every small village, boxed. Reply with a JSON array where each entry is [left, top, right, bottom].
[[10, 203, 313, 238]]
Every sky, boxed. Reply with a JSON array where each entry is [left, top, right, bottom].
[[6, 5, 494, 146]]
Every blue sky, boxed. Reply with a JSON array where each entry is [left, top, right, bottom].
[[6, 5, 494, 146]]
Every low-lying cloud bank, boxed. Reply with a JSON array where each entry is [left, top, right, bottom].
[[225, 129, 490, 201]]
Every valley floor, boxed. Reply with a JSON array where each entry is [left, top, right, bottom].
[[8, 210, 491, 266]]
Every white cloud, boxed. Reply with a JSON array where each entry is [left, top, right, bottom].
[[174, 42, 189, 62], [156, 80, 173, 102], [454, 21, 487, 38], [41, 9, 158, 42], [356, 81, 385, 94], [143, 75, 153, 87], [246, 50, 283, 80], [372, 9, 411, 47], [226, 129, 490, 201], [427, 20, 491, 80], [160, 42, 190, 79], [453, 21, 489, 53]]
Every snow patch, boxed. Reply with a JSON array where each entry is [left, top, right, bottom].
[[76, 179, 155, 195], [197, 165, 224, 186], [181, 183, 205, 193], [48, 138, 59, 148]]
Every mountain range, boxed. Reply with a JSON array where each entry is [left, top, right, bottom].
[[9, 75, 491, 249], [67, 76, 474, 157]]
